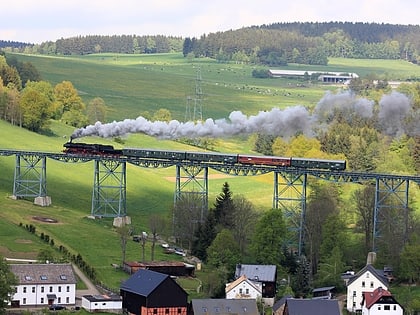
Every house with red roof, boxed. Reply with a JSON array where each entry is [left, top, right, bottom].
[[361, 287, 403, 315]]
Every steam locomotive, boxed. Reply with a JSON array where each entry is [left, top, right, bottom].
[[63, 141, 346, 170]]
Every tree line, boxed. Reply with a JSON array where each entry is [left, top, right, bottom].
[[3, 22, 420, 66]]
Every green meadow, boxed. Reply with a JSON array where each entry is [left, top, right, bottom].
[[2, 53, 420, 294]]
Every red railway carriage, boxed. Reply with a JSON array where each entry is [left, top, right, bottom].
[[238, 155, 291, 166]]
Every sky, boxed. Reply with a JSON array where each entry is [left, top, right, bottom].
[[2, 0, 420, 44]]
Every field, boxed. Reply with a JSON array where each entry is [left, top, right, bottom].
[[2, 53, 420, 297]]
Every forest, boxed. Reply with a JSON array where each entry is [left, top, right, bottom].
[[2, 22, 420, 66]]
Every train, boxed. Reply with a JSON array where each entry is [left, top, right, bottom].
[[63, 141, 346, 171]]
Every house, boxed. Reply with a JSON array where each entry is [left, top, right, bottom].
[[225, 275, 261, 300], [81, 294, 122, 313], [234, 264, 277, 306], [120, 268, 188, 315], [189, 299, 258, 315], [346, 264, 389, 313], [283, 298, 340, 315], [9, 263, 76, 308], [361, 287, 403, 315]]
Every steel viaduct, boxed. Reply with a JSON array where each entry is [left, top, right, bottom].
[[1, 148, 419, 255]]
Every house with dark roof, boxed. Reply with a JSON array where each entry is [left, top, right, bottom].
[[283, 298, 340, 315], [361, 287, 403, 315], [272, 295, 293, 315], [9, 263, 76, 308], [120, 268, 188, 315], [346, 264, 389, 313], [189, 299, 258, 315], [234, 264, 277, 306]]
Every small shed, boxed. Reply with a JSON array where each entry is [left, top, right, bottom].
[[312, 286, 335, 299], [81, 294, 122, 313]]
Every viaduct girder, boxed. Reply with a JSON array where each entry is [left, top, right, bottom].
[[1, 149, 419, 254]]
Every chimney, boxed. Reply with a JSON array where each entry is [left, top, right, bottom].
[[367, 252, 376, 265]]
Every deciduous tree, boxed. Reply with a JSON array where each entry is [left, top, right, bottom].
[[0, 255, 17, 314]]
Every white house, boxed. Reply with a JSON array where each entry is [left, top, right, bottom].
[[81, 294, 122, 313], [9, 263, 76, 308], [226, 275, 261, 300], [346, 264, 389, 313], [361, 287, 403, 315]]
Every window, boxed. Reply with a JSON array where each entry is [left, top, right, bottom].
[[384, 305, 390, 311], [41, 287, 44, 293], [23, 298, 26, 305], [66, 286, 70, 292], [58, 297, 61, 303], [58, 286, 61, 292], [214, 307, 220, 313], [353, 291, 356, 297], [394, 306, 396, 310], [202, 307, 207, 312], [49, 286, 53, 292], [153, 309, 157, 315], [23, 287, 27, 293], [366, 272, 370, 278], [245, 288, 249, 294], [178, 309, 182, 314], [24, 276, 33, 281], [32, 287, 35, 293], [60, 275, 67, 280], [239, 288, 243, 294], [166, 309, 169, 314], [41, 298, 44, 304], [378, 306, 381, 310], [370, 282, 374, 288], [40, 275, 48, 280], [66, 297, 69, 303], [362, 281, 365, 287]]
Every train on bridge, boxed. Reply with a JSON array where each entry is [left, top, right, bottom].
[[63, 141, 346, 170]]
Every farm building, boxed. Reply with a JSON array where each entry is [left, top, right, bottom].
[[268, 69, 358, 83], [120, 269, 188, 315], [82, 294, 122, 313], [123, 261, 195, 277]]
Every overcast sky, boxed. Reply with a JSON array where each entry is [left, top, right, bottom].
[[2, 0, 420, 44]]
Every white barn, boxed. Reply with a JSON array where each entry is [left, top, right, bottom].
[[9, 263, 76, 308]]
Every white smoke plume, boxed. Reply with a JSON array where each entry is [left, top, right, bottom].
[[71, 91, 417, 140], [71, 106, 313, 140]]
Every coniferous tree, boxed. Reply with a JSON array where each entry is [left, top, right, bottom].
[[213, 182, 234, 229]]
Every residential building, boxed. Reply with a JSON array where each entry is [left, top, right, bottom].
[[225, 275, 261, 300], [283, 298, 340, 315], [361, 287, 403, 315], [9, 263, 76, 308], [234, 264, 277, 306], [120, 268, 188, 315], [346, 264, 389, 313], [189, 299, 258, 315]]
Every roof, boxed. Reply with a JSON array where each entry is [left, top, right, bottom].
[[83, 294, 122, 302], [272, 295, 293, 312], [235, 264, 276, 282], [191, 299, 259, 315], [362, 287, 396, 309], [312, 286, 335, 293], [286, 298, 340, 315], [347, 264, 388, 287], [225, 275, 260, 294], [120, 268, 169, 296], [10, 263, 76, 285], [268, 69, 358, 78]]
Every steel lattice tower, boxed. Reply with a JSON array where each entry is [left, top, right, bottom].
[[185, 67, 203, 122]]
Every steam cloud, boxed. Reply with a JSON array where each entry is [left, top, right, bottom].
[[71, 91, 418, 140]]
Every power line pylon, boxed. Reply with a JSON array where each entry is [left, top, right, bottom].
[[185, 67, 203, 122]]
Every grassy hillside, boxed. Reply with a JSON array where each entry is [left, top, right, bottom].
[[2, 53, 420, 297]]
